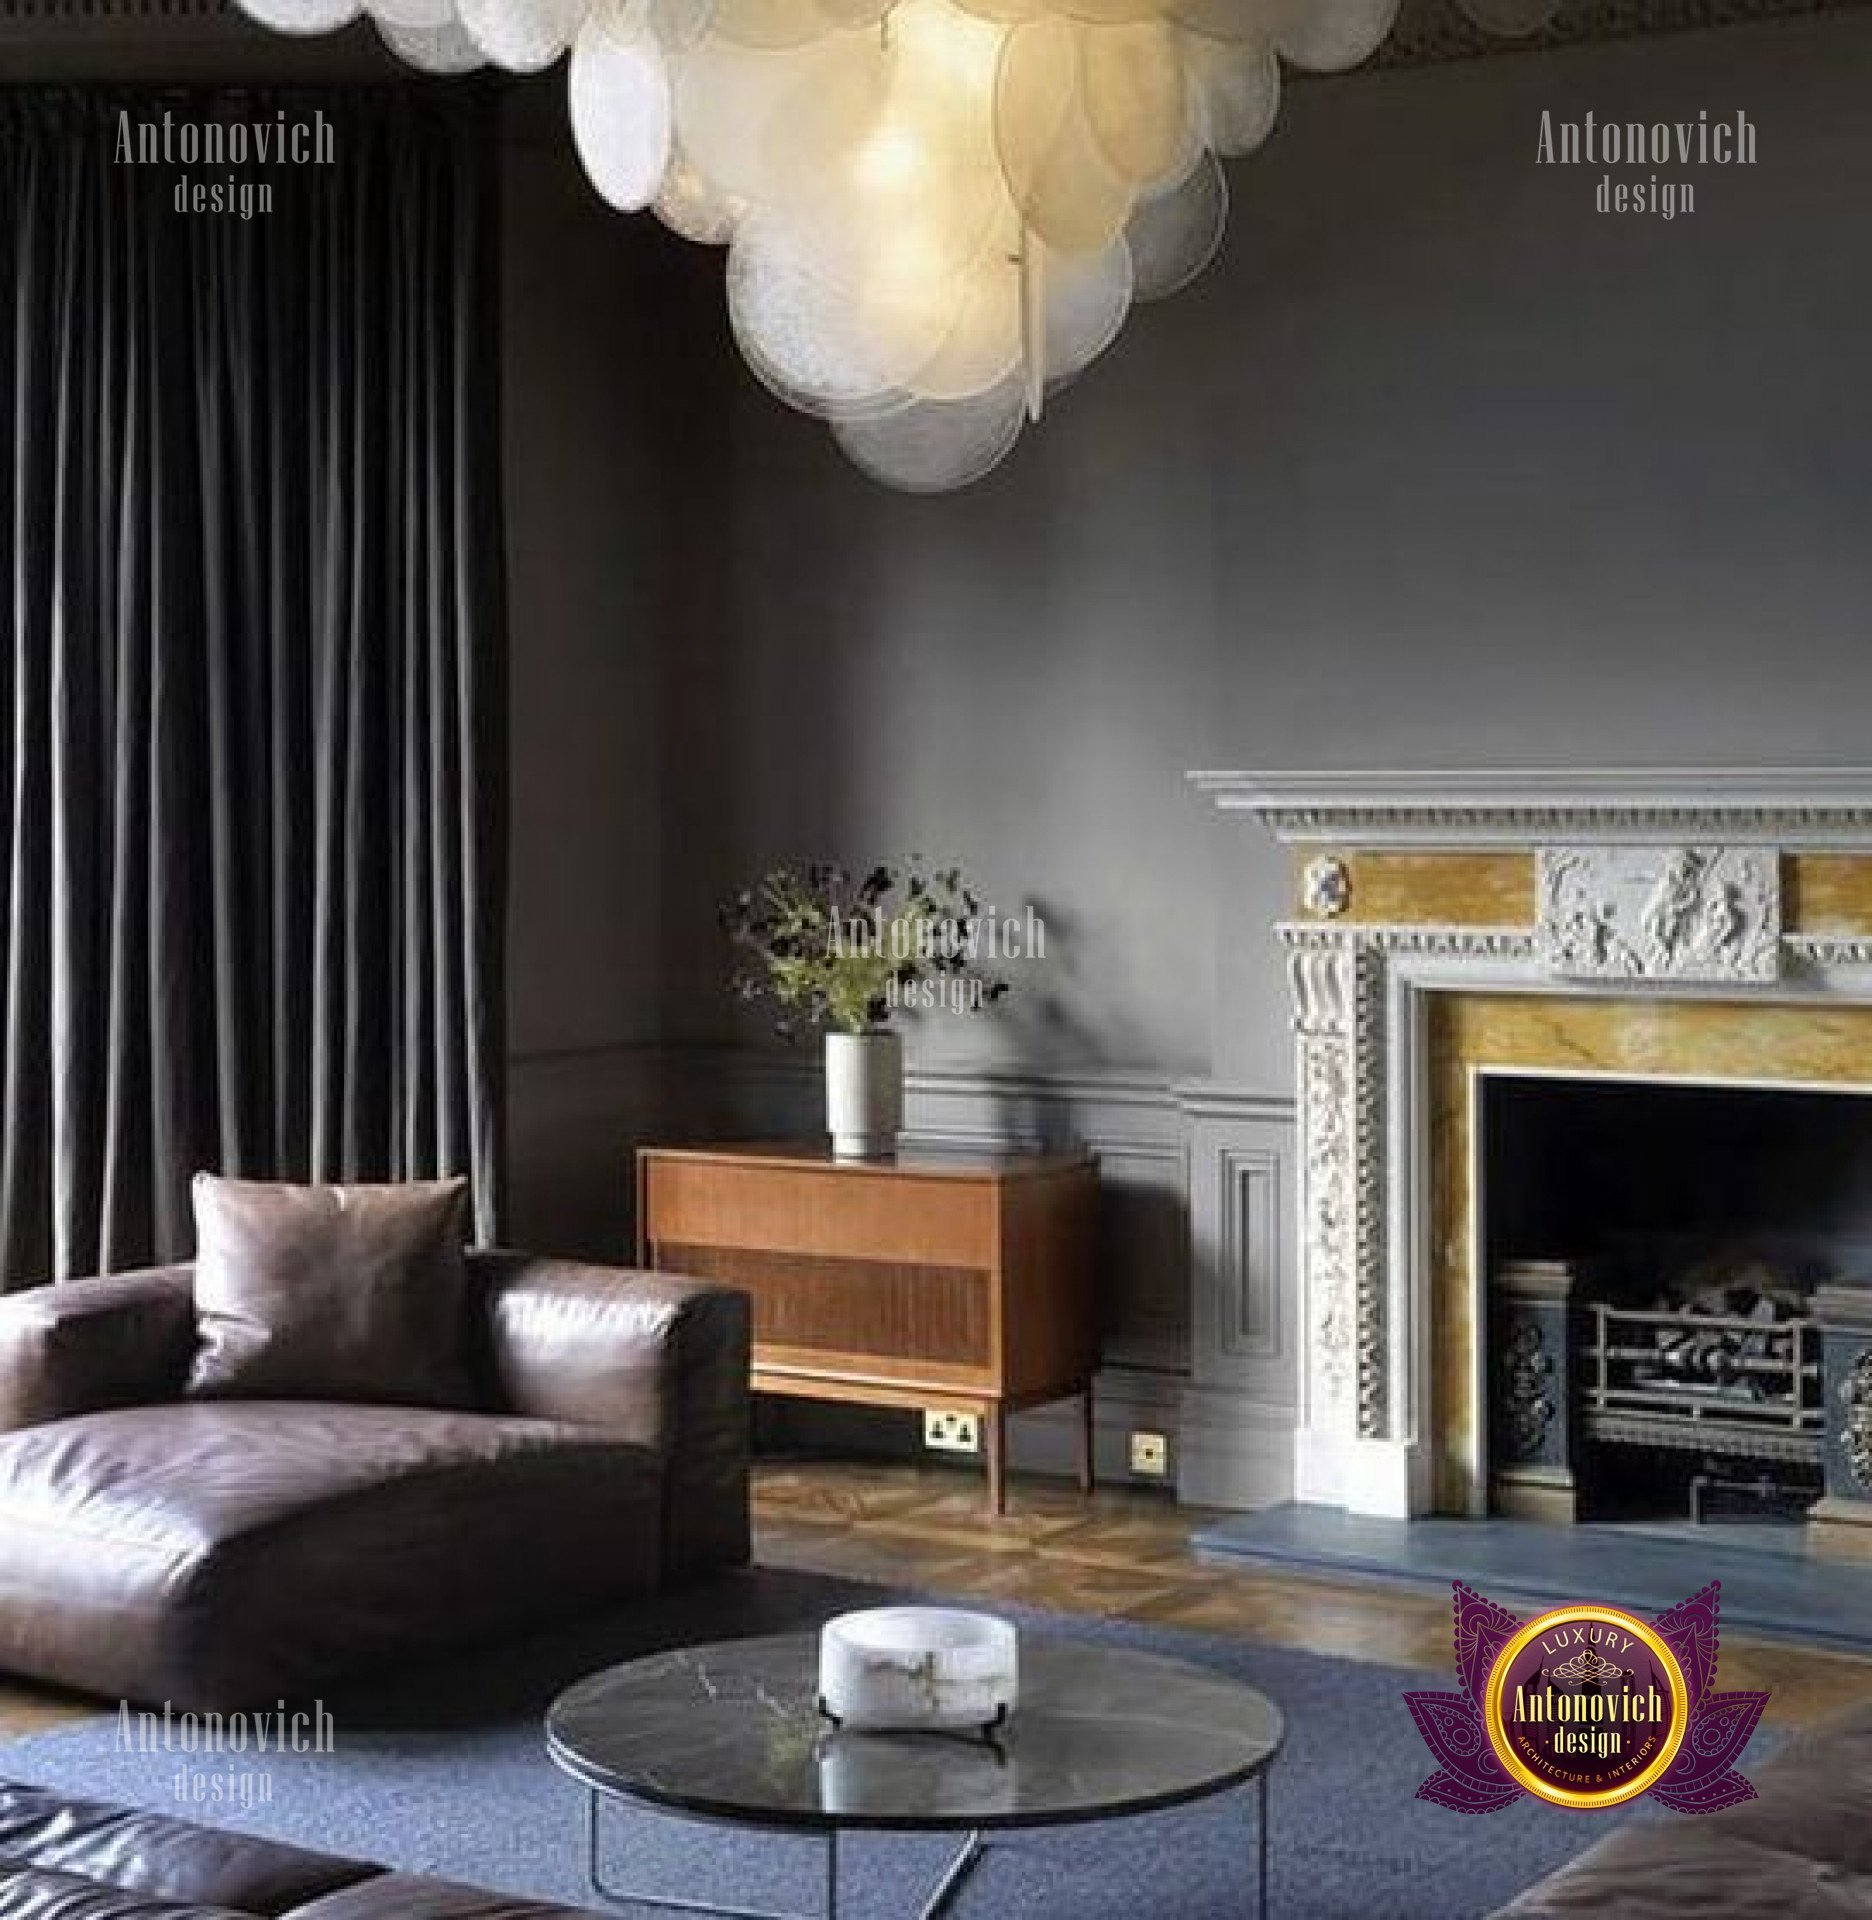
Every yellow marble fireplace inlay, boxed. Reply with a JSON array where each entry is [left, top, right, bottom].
[[1429, 990, 1872, 1515], [1298, 848, 1872, 940], [1293, 850, 1536, 928]]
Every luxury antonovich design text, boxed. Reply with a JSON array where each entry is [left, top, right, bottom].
[[1195, 769, 1872, 1534]]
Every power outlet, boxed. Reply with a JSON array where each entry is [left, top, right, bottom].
[[923, 1409, 982, 1455], [1128, 1430, 1170, 1478]]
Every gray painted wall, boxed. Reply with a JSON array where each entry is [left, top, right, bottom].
[[503, 10, 1872, 1264]]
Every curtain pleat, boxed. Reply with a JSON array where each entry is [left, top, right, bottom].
[[0, 86, 506, 1286]]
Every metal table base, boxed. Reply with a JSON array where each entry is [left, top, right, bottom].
[[582, 1766, 1272, 1920]]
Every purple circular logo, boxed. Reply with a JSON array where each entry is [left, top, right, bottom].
[[1483, 1604, 1689, 1809]]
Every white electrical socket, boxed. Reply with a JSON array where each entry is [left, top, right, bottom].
[[1129, 1430, 1170, 1477], [924, 1409, 982, 1454]]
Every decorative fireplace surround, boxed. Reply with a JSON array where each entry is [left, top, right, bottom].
[[1196, 770, 1872, 1549]]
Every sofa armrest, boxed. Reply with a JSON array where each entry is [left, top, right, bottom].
[[470, 1252, 751, 1579], [0, 1267, 198, 1433]]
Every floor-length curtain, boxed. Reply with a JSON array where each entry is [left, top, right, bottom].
[[0, 87, 506, 1285]]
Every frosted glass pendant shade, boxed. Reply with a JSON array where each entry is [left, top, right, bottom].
[[229, 0, 1419, 488], [233, 0, 363, 32], [834, 377, 1028, 490], [376, 14, 487, 66], [1265, 0, 1398, 70], [569, 9, 674, 210], [368, 0, 459, 31], [1127, 152, 1227, 300], [1185, 32, 1280, 157], [460, 0, 590, 69], [1080, 21, 1197, 189]]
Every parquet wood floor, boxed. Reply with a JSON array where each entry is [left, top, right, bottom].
[[750, 1458, 1872, 1732]]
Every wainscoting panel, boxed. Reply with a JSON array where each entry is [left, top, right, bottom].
[[1185, 1093, 1295, 1400], [1181, 1089, 1300, 1508]]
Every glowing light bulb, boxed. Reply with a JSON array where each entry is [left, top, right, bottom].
[[855, 125, 925, 193]]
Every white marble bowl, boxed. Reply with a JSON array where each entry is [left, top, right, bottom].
[[818, 1607, 1019, 1734]]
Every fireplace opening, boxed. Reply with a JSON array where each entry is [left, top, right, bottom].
[[1481, 1074, 1872, 1525]]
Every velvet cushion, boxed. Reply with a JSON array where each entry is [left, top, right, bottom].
[[185, 1177, 474, 1407]]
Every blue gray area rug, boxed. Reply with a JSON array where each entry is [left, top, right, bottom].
[[1, 1570, 1603, 1920]]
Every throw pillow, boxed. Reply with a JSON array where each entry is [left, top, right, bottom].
[[186, 1174, 475, 1406]]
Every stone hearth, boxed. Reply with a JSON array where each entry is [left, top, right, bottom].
[[1196, 770, 1872, 1549]]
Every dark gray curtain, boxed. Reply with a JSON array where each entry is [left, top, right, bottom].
[[0, 87, 506, 1286]]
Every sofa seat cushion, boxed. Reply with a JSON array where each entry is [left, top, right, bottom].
[[0, 1782, 610, 1920], [0, 1783, 369, 1918], [0, 1405, 664, 1711], [0, 1862, 252, 1918], [283, 1877, 613, 1919]]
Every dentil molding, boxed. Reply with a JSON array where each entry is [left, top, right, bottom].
[[1190, 768, 1872, 847]]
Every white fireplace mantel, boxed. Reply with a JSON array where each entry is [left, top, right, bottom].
[[1196, 768, 1872, 1521]]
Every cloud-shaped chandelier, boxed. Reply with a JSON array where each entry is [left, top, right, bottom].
[[237, 0, 1404, 487]]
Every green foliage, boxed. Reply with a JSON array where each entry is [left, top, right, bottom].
[[721, 861, 1012, 1037]]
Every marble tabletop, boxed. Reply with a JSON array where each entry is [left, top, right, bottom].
[[546, 1631, 1284, 1833]]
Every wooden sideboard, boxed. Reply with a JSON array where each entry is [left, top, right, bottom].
[[636, 1143, 1100, 1514]]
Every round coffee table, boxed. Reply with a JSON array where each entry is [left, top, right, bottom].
[[546, 1630, 1283, 1920]]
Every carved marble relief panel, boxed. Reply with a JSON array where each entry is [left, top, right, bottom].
[[1536, 846, 1781, 984]]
